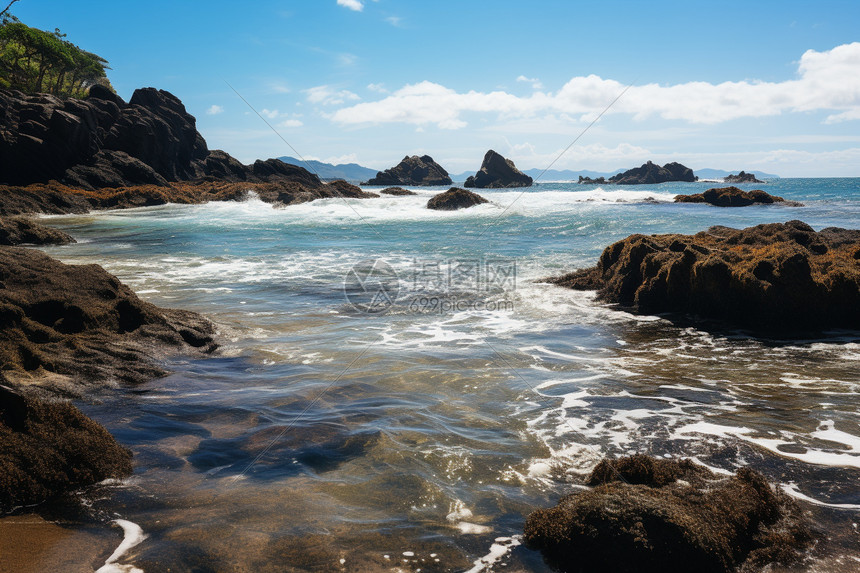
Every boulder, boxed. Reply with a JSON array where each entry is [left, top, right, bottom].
[[379, 187, 417, 196], [0, 217, 75, 245], [578, 176, 606, 184], [463, 150, 533, 188], [608, 161, 697, 185], [724, 170, 764, 184], [363, 155, 452, 186], [524, 455, 814, 573], [0, 383, 133, 513], [0, 246, 217, 388], [426, 187, 489, 211], [674, 186, 799, 207], [546, 221, 860, 332]]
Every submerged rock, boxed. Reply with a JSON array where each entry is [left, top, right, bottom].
[[0, 384, 133, 513], [547, 220, 860, 332], [363, 155, 452, 186], [608, 161, 697, 185], [426, 187, 489, 210], [0, 217, 75, 245], [674, 186, 797, 207], [464, 150, 533, 188], [724, 171, 764, 184], [524, 455, 814, 573], [0, 246, 217, 389], [379, 187, 417, 196]]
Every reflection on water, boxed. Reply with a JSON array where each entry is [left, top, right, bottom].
[[21, 180, 860, 571]]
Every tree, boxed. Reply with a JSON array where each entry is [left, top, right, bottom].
[[0, 4, 114, 97]]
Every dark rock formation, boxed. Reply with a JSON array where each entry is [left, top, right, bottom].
[[0, 246, 217, 390], [724, 171, 764, 184], [379, 187, 417, 196], [363, 155, 452, 186], [426, 187, 489, 211], [463, 150, 533, 188], [578, 176, 606, 184], [0, 217, 75, 245], [0, 87, 334, 192], [546, 220, 860, 332], [524, 455, 814, 573], [0, 383, 133, 513], [608, 161, 697, 185], [674, 186, 799, 207]]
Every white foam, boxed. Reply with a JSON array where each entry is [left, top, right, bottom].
[[95, 519, 146, 573], [463, 536, 522, 573], [782, 482, 860, 510]]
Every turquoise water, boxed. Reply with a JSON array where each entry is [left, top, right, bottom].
[[37, 179, 860, 572]]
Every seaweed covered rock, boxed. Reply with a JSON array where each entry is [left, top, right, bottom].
[[426, 187, 489, 211], [464, 150, 533, 188], [0, 217, 75, 245], [363, 155, 452, 186], [674, 186, 797, 207], [0, 246, 217, 390], [547, 221, 860, 332], [379, 187, 417, 196], [524, 455, 814, 573], [0, 384, 133, 513]]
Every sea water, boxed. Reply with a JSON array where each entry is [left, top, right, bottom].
[[31, 178, 860, 572]]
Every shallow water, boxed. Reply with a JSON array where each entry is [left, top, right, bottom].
[[23, 179, 860, 571]]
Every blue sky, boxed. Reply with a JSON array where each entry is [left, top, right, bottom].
[[13, 0, 860, 176]]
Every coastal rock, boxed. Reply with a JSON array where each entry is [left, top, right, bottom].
[[547, 220, 860, 331], [608, 161, 697, 185], [0, 87, 326, 191], [363, 155, 452, 186], [0, 217, 75, 245], [0, 384, 133, 513], [464, 150, 533, 188], [380, 187, 417, 196], [674, 186, 798, 207], [524, 455, 813, 573], [578, 176, 606, 184], [724, 170, 764, 184], [426, 187, 489, 210], [0, 246, 217, 390]]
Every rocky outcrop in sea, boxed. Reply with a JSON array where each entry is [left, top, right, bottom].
[[363, 155, 452, 186], [464, 150, 533, 188], [547, 220, 860, 332], [724, 170, 764, 183], [608, 161, 697, 185], [674, 186, 799, 207], [426, 187, 488, 210]]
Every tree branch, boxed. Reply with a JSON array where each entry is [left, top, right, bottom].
[[0, 0, 21, 19]]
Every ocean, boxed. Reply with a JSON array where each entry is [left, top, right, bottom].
[[32, 178, 860, 572]]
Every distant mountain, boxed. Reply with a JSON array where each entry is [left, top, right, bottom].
[[695, 168, 780, 180], [277, 156, 378, 182]]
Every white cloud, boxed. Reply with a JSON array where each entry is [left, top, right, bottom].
[[261, 109, 282, 119], [337, 0, 363, 11], [206, 105, 224, 115], [305, 85, 361, 106], [517, 75, 543, 89], [331, 43, 860, 129], [367, 83, 388, 93], [386, 16, 402, 26], [338, 53, 358, 66], [280, 119, 303, 128]]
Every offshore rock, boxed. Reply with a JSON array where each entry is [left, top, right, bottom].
[[464, 150, 533, 188], [674, 186, 799, 207], [608, 161, 697, 185], [426, 187, 489, 210], [363, 155, 452, 186], [379, 187, 417, 196], [724, 171, 764, 184], [547, 221, 860, 332]]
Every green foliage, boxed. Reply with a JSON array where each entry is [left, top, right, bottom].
[[0, 15, 114, 98]]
